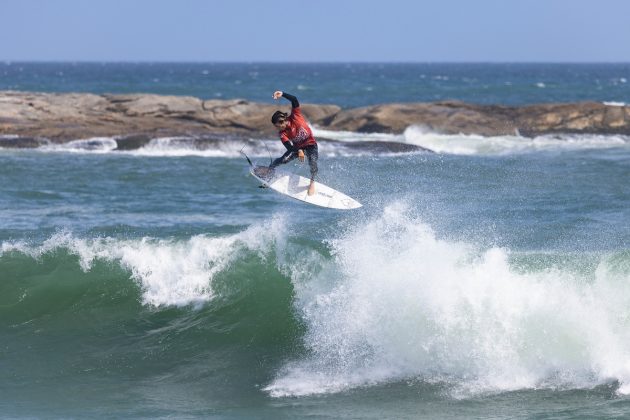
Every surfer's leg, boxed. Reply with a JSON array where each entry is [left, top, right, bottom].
[[305, 145, 318, 195], [305, 145, 318, 181]]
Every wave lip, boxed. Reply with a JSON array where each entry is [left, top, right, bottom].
[[2, 217, 286, 308], [266, 203, 630, 398]]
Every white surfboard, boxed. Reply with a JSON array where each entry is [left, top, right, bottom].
[[249, 165, 362, 210]]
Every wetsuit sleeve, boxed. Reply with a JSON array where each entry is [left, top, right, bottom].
[[281, 92, 300, 109], [282, 141, 295, 151], [280, 132, 295, 151]]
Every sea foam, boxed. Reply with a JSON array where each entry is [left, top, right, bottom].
[[401, 125, 628, 155], [1, 216, 287, 308], [312, 126, 630, 156], [266, 203, 630, 397], [40, 137, 118, 153], [127, 137, 261, 158], [3, 127, 628, 158]]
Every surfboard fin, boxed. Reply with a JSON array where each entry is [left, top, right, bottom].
[[263, 141, 273, 165], [239, 148, 254, 168]]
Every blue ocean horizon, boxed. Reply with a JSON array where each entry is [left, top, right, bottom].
[[2, 62, 629, 108]]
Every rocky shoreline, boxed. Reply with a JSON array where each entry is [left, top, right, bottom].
[[1, 91, 629, 147]]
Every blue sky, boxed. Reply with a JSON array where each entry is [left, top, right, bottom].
[[1, 0, 629, 62]]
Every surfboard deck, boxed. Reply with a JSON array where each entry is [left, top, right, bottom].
[[250, 165, 362, 210]]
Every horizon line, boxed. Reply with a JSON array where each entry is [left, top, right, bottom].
[[2, 60, 630, 65]]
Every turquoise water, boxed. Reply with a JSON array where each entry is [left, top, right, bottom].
[[2, 63, 630, 418], [1, 142, 630, 418]]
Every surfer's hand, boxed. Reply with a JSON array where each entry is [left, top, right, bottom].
[[273, 91, 283, 100], [298, 149, 305, 162]]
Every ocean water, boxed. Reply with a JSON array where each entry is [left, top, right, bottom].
[[1, 62, 629, 107], [1, 64, 630, 418]]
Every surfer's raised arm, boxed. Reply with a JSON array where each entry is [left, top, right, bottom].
[[272, 90, 300, 109]]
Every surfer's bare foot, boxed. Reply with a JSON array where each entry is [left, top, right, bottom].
[[308, 182, 316, 196]]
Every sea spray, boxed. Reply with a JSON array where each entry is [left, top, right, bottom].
[[266, 203, 630, 397]]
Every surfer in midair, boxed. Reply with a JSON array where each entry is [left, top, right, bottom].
[[270, 90, 318, 196]]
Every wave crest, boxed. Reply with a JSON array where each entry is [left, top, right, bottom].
[[266, 203, 630, 397], [2, 216, 287, 307]]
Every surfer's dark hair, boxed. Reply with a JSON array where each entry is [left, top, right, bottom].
[[271, 111, 288, 125]]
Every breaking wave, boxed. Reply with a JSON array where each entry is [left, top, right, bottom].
[[3, 205, 630, 398], [266, 203, 630, 397]]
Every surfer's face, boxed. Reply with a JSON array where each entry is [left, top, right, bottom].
[[274, 120, 288, 130]]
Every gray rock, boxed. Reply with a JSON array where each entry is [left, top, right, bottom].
[[1, 92, 629, 146]]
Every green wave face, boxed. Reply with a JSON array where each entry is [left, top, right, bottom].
[[4, 212, 630, 401], [0, 231, 307, 414]]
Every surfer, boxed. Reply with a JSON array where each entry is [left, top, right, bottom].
[[270, 90, 318, 196]]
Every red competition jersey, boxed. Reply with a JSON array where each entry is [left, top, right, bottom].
[[279, 107, 317, 148]]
